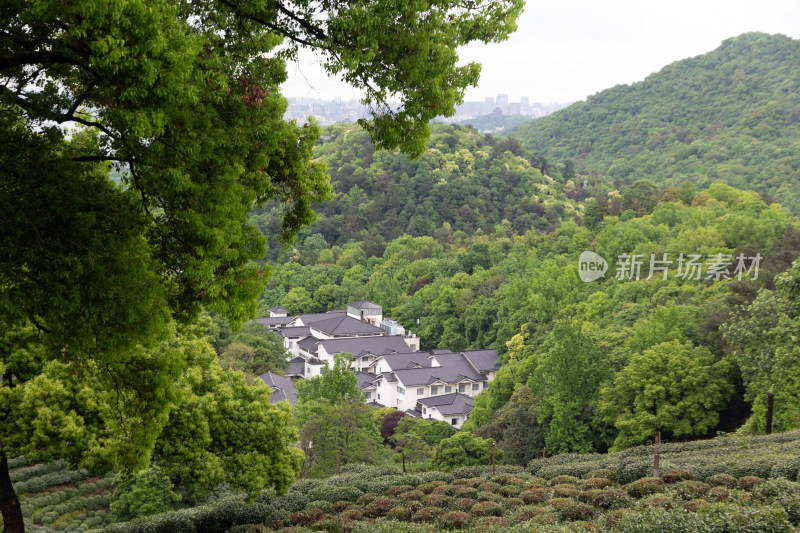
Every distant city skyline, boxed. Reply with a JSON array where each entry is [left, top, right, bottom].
[[281, 0, 800, 105]]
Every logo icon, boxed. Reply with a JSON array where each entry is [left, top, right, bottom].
[[578, 251, 608, 282]]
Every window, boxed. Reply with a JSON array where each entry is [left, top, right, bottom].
[[431, 386, 439, 395], [483, 382, 488, 389], [458, 383, 466, 393], [417, 388, 424, 395], [377, 394, 381, 400], [444, 386, 452, 393], [451, 418, 459, 426], [472, 383, 480, 391], [398, 386, 405, 395], [423, 407, 426, 414], [365, 392, 372, 400]]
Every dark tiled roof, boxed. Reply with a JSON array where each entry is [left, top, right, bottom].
[[462, 349, 500, 372], [418, 393, 474, 416], [254, 316, 293, 328], [378, 352, 437, 370], [310, 315, 385, 336], [267, 306, 290, 313], [391, 354, 485, 386], [287, 357, 306, 377], [319, 335, 410, 358], [293, 310, 346, 325], [259, 371, 298, 406], [297, 336, 321, 353], [277, 326, 311, 338], [347, 300, 382, 309], [355, 371, 377, 389]]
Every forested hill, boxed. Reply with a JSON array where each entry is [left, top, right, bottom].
[[250, 123, 572, 261], [509, 32, 800, 213]]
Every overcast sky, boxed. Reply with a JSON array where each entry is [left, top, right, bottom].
[[281, 0, 800, 105]]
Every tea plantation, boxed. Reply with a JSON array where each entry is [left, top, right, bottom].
[[6, 456, 114, 532], [93, 430, 800, 532], [7, 430, 800, 532]]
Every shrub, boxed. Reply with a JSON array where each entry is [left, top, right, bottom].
[[637, 495, 677, 510], [452, 486, 478, 499], [474, 517, 511, 529], [583, 488, 629, 510], [751, 478, 800, 524], [469, 501, 502, 517], [290, 508, 324, 526], [477, 481, 501, 493], [332, 501, 353, 513], [739, 476, 764, 490], [363, 498, 394, 518], [552, 484, 578, 498], [452, 477, 482, 488], [307, 500, 333, 513], [386, 485, 414, 496], [423, 493, 449, 508], [625, 477, 664, 498], [673, 480, 710, 500], [440, 510, 471, 529], [451, 497, 478, 512], [306, 484, 364, 503], [661, 469, 693, 484], [512, 505, 546, 522], [341, 508, 362, 521], [412, 506, 444, 522], [527, 477, 548, 486], [432, 484, 458, 496], [418, 482, 445, 494], [521, 488, 548, 504], [707, 487, 729, 501], [705, 473, 737, 488], [476, 490, 500, 502], [399, 490, 425, 502], [550, 475, 579, 485], [547, 498, 594, 521], [498, 485, 520, 498], [583, 477, 611, 490], [387, 506, 412, 521], [356, 493, 380, 506], [586, 469, 616, 481], [684, 498, 709, 512]]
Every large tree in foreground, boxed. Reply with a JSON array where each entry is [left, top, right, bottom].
[[0, 0, 522, 530]]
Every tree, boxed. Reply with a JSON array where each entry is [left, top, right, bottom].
[[2, 0, 522, 528], [722, 260, 800, 432], [110, 467, 181, 521], [152, 332, 302, 503], [431, 432, 499, 471], [530, 320, 613, 454], [599, 340, 732, 451]]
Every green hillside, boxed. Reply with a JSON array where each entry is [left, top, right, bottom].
[[250, 123, 572, 262], [509, 33, 800, 213], [455, 114, 531, 134]]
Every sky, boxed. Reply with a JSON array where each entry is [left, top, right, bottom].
[[280, 0, 800, 105]]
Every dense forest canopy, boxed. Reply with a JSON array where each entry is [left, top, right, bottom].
[[509, 33, 800, 213]]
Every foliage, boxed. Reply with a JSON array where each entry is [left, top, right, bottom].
[[722, 259, 800, 432], [110, 467, 180, 521], [511, 32, 800, 214], [151, 333, 302, 503], [295, 354, 381, 478], [599, 340, 733, 450], [431, 433, 500, 472]]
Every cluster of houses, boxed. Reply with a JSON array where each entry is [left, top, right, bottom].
[[256, 300, 498, 429]]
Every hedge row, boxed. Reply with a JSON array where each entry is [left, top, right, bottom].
[[528, 430, 800, 483], [98, 496, 286, 533]]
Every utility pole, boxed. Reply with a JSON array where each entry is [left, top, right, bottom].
[[653, 431, 661, 478], [492, 442, 496, 476]]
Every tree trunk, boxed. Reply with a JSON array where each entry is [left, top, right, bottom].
[[0, 453, 25, 533]]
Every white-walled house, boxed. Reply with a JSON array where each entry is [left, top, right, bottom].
[[360, 349, 498, 413], [414, 393, 474, 429]]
